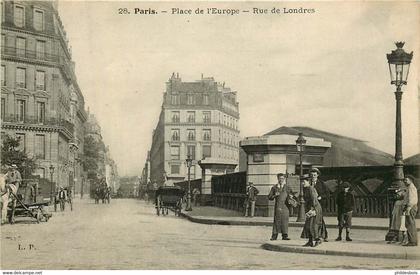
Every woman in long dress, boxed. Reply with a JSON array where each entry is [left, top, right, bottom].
[[301, 178, 325, 247]]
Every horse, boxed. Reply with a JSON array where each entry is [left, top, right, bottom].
[[0, 174, 18, 224]]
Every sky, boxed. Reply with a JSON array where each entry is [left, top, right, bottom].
[[58, 1, 419, 176]]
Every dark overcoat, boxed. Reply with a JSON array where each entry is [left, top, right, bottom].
[[268, 184, 292, 235]]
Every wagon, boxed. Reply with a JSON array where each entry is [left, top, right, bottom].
[[8, 179, 52, 224], [155, 186, 185, 216]]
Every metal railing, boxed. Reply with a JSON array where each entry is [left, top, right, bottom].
[[1, 46, 76, 80], [2, 114, 74, 134]]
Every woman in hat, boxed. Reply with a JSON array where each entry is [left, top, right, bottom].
[[301, 176, 324, 247]]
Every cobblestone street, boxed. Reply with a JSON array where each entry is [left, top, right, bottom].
[[1, 199, 419, 270]]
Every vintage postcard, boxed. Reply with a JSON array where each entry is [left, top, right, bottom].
[[0, 0, 419, 273]]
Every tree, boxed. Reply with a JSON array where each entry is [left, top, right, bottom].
[[81, 135, 102, 179], [1, 134, 37, 177]]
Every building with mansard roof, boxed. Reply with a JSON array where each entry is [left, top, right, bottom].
[[147, 73, 240, 193], [1, 1, 87, 191]]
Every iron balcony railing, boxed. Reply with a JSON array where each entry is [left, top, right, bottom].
[[1, 46, 76, 81], [2, 114, 74, 134]]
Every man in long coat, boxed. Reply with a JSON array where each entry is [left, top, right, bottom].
[[268, 173, 293, 241], [309, 168, 329, 242], [402, 175, 418, 246]]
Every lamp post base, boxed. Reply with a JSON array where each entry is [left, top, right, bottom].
[[185, 194, 192, 211], [296, 196, 306, 222]]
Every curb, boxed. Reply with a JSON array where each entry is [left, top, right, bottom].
[[179, 212, 399, 231], [261, 243, 420, 260]]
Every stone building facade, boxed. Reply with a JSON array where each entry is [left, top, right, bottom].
[[1, 1, 87, 191], [147, 73, 240, 187]]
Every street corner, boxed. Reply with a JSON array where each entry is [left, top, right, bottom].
[[261, 239, 420, 260]]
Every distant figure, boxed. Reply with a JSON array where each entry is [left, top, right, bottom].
[[335, 182, 355, 241], [268, 173, 293, 241], [388, 187, 407, 244], [309, 168, 328, 242], [58, 187, 66, 211], [402, 176, 418, 246], [244, 182, 259, 217], [192, 188, 201, 206], [301, 176, 325, 247]]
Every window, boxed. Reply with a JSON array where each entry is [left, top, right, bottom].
[[1, 65, 5, 86], [187, 111, 195, 123], [35, 168, 45, 179], [16, 68, 26, 88], [203, 111, 211, 123], [203, 94, 209, 105], [190, 165, 196, 179], [14, 6, 25, 27], [171, 111, 179, 123], [16, 133, 25, 152], [35, 134, 45, 159], [202, 145, 211, 158], [170, 146, 180, 160], [36, 71, 45, 90], [34, 9, 44, 31], [187, 129, 195, 141], [203, 129, 211, 141], [1, 34, 5, 51], [171, 164, 180, 174], [36, 40, 45, 60], [1, 98, 5, 119], [187, 94, 194, 105], [1, 3, 4, 22], [17, 99, 26, 122], [171, 94, 179, 105], [171, 129, 180, 141], [16, 37, 26, 57], [37, 102, 45, 123], [187, 145, 196, 160]]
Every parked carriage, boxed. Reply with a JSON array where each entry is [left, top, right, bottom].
[[155, 186, 185, 216], [7, 179, 52, 224]]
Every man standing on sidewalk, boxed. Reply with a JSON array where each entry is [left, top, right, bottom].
[[402, 175, 418, 246], [309, 168, 329, 242], [244, 182, 259, 217], [268, 173, 293, 241], [335, 182, 355, 241]]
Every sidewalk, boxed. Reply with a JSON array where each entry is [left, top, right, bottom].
[[179, 206, 420, 231], [179, 206, 420, 260]]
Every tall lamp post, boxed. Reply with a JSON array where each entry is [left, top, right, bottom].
[[296, 133, 307, 222], [385, 42, 413, 241], [185, 154, 193, 211], [49, 165, 55, 203]]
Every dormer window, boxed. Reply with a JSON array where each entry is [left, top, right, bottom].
[[34, 9, 44, 31]]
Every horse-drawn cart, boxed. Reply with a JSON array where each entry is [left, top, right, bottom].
[[8, 179, 52, 224], [155, 186, 185, 216]]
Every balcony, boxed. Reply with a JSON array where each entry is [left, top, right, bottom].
[[1, 114, 74, 138], [2, 46, 60, 63], [1, 46, 76, 82]]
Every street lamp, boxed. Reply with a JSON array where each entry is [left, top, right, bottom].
[[385, 42, 413, 241], [296, 133, 306, 222], [185, 154, 193, 211], [49, 165, 55, 203]]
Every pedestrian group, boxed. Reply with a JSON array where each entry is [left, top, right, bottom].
[[244, 168, 418, 247]]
